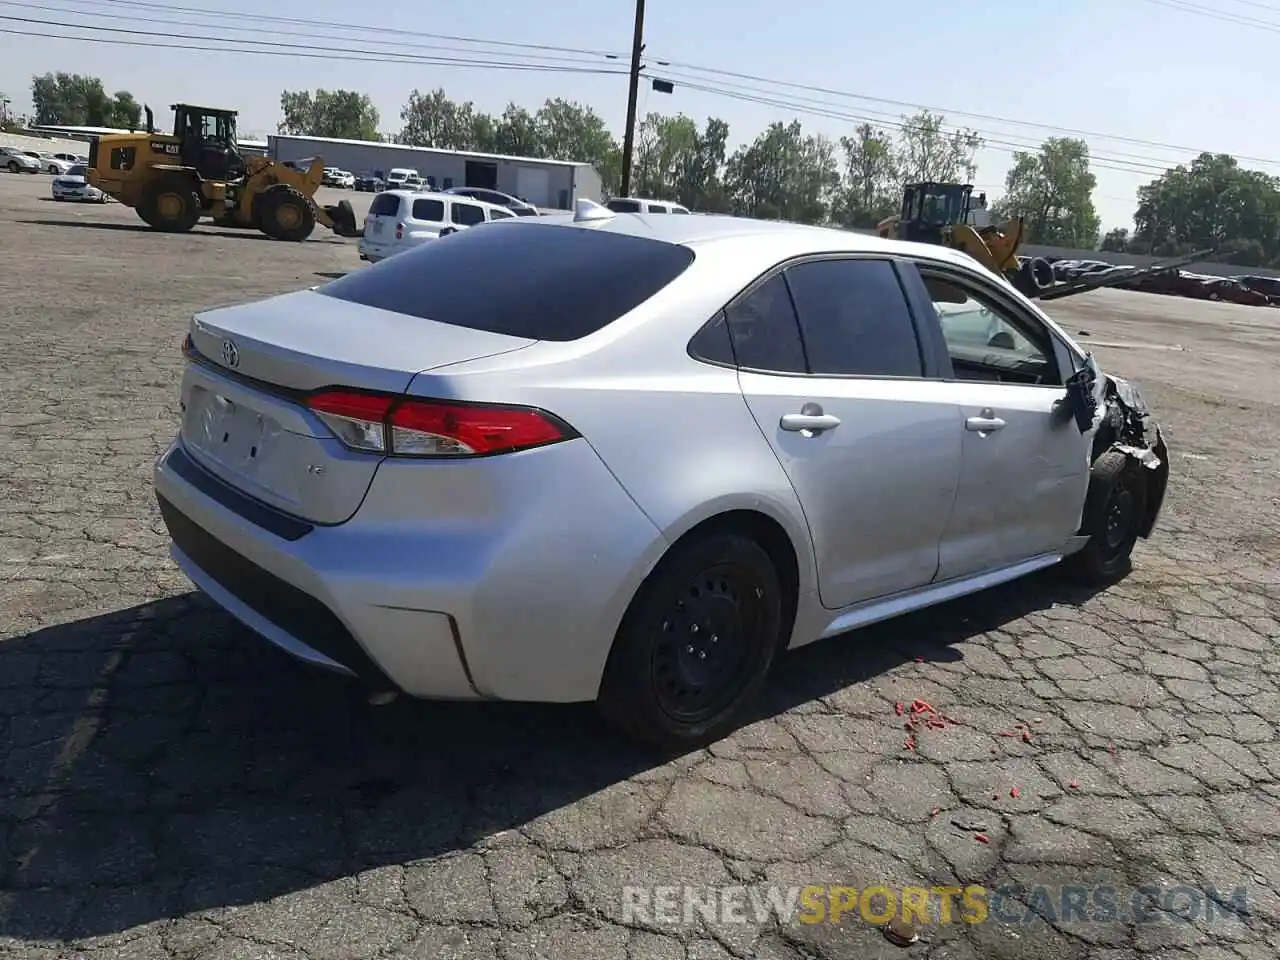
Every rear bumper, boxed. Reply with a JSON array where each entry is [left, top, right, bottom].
[[154, 434, 667, 703]]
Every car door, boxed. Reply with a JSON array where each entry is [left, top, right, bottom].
[[898, 260, 1092, 580], [729, 257, 964, 610]]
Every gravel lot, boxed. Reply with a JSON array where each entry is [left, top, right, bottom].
[[1, 171, 1278, 960]]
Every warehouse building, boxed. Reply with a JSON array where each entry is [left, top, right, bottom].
[[267, 134, 602, 210]]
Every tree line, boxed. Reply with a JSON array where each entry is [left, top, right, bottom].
[[21, 71, 1280, 265]]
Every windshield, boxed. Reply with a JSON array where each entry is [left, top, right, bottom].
[[67, 165, 87, 177]]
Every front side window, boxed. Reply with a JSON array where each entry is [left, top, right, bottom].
[[919, 272, 1056, 384], [784, 259, 923, 378]]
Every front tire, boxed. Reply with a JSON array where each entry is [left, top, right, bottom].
[[256, 184, 316, 241], [7, 161, 19, 174], [598, 532, 784, 751], [1064, 450, 1148, 584], [138, 175, 201, 232]]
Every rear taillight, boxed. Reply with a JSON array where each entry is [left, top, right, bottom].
[[395, 221, 404, 240], [305, 389, 575, 458]]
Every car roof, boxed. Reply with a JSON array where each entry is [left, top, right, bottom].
[[380, 189, 506, 209], [524, 210, 990, 272]]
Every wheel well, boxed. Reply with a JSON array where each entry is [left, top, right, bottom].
[[668, 510, 801, 648]]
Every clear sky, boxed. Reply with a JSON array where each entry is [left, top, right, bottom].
[[3, 0, 1277, 231]]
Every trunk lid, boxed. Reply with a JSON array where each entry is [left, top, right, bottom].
[[181, 289, 536, 524]]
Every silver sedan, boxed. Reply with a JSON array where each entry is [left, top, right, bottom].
[[153, 203, 1170, 748]]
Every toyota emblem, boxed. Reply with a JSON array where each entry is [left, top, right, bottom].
[[220, 338, 239, 368]]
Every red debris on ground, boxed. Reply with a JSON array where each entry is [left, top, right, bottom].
[[911, 699, 935, 714], [999, 730, 1016, 737], [914, 656, 924, 663], [1107, 743, 1117, 754], [930, 807, 942, 816], [974, 833, 990, 844], [895, 702, 905, 716], [904, 735, 916, 751], [1021, 729, 1033, 743], [1010, 787, 1021, 798], [1067, 780, 1081, 789]]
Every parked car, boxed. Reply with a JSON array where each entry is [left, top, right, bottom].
[[355, 173, 385, 192], [27, 152, 74, 175], [444, 186, 540, 216], [384, 168, 417, 190], [50, 163, 107, 202], [357, 189, 515, 262], [605, 196, 691, 214], [154, 203, 1170, 749], [0, 146, 42, 173], [1201, 277, 1270, 307], [51, 151, 87, 166]]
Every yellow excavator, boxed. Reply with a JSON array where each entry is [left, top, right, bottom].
[[876, 181, 1207, 301], [87, 103, 359, 241]]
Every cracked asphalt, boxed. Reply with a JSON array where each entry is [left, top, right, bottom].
[[1, 173, 1278, 960]]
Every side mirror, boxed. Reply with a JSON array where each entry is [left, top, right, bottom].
[[1062, 367, 1098, 433]]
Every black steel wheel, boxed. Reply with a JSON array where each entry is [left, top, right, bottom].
[[1064, 450, 1147, 584], [598, 532, 784, 751]]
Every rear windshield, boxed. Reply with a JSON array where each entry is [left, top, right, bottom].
[[318, 221, 695, 341], [369, 194, 402, 217]]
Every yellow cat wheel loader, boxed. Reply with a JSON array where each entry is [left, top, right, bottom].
[[86, 103, 359, 242], [876, 182, 1208, 302]]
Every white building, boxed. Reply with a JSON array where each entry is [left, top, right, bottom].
[[267, 134, 602, 210]]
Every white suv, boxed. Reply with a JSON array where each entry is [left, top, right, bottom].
[[605, 196, 691, 214], [358, 190, 516, 262], [384, 168, 418, 191]]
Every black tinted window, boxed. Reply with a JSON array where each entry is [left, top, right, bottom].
[[649, 205, 669, 214], [688, 312, 735, 365], [607, 199, 642, 212], [671, 207, 690, 214], [489, 208, 514, 220], [319, 222, 696, 341], [370, 193, 401, 217], [785, 259, 922, 377], [68, 165, 87, 177], [452, 203, 485, 226], [724, 274, 807, 373], [411, 198, 444, 221]]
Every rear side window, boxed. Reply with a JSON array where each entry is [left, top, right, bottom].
[[671, 207, 690, 214], [489, 208, 514, 220], [369, 193, 402, 217], [452, 203, 485, 226], [724, 274, 807, 373], [411, 198, 444, 221], [319, 222, 696, 341], [784, 259, 923, 378], [648, 204, 669, 214]]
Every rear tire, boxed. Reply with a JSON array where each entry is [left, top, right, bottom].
[[597, 532, 784, 751], [1063, 450, 1148, 585], [256, 185, 316, 241], [138, 175, 201, 233], [7, 161, 19, 174]]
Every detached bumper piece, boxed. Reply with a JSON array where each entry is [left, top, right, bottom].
[[156, 494, 398, 689]]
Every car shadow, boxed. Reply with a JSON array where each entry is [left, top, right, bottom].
[[15, 220, 345, 243], [314, 271, 347, 280], [0, 569, 1106, 942]]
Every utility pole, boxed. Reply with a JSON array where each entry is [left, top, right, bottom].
[[619, 0, 646, 198]]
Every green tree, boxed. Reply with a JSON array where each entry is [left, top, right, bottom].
[[1099, 227, 1130, 253], [832, 122, 899, 228], [491, 104, 542, 157], [893, 110, 983, 185], [998, 137, 1100, 247], [31, 72, 137, 127], [1134, 153, 1280, 262], [724, 120, 839, 223], [279, 89, 379, 140], [399, 88, 479, 150], [534, 98, 620, 193]]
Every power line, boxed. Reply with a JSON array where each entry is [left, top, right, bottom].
[[86, 0, 627, 58], [0, 0, 616, 67], [0, 15, 629, 74], [661, 77, 1182, 178], [0, 23, 628, 74], [1137, 0, 1280, 31], [644, 56, 1280, 169], [654, 68, 1184, 174]]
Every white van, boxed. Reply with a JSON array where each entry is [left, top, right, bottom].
[[604, 196, 691, 214], [358, 190, 517, 263], [384, 168, 418, 190]]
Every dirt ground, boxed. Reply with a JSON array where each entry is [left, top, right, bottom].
[[1, 171, 1277, 960]]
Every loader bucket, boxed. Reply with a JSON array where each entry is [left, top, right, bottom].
[[323, 200, 360, 238]]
